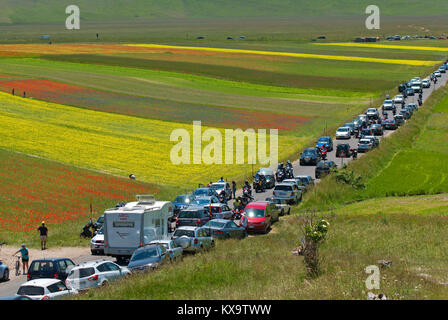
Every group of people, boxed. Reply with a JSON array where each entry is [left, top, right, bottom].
[[12, 222, 49, 275]]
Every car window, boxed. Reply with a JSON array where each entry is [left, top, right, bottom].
[[58, 260, 67, 272], [68, 267, 95, 279], [47, 281, 68, 293], [31, 261, 54, 273], [174, 229, 194, 237], [65, 260, 75, 267], [106, 262, 120, 271], [96, 263, 109, 273], [17, 286, 44, 296]]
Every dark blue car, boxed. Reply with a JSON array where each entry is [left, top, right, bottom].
[[316, 136, 333, 152], [128, 244, 168, 273], [172, 194, 195, 215]]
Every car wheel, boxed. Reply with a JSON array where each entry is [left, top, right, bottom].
[[287, 208, 291, 215], [101, 280, 108, 287]]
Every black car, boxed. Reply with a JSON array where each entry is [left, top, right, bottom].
[[176, 207, 212, 227], [27, 258, 75, 281], [172, 194, 195, 216], [300, 148, 321, 166], [407, 103, 418, 111], [406, 88, 415, 96], [382, 119, 398, 130], [336, 144, 351, 158], [315, 160, 337, 179], [358, 127, 373, 138], [404, 106, 414, 116], [394, 115, 405, 126], [398, 83, 406, 93], [256, 168, 275, 188], [400, 109, 411, 120], [371, 124, 384, 136], [128, 244, 168, 272]]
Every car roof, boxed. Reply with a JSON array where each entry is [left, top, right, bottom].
[[275, 183, 294, 187], [21, 278, 62, 286], [176, 226, 199, 231], [245, 202, 268, 209], [359, 139, 372, 142], [31, 258, 71, 263], [149, 239, 171, 244], [207, 219, 229, 223], [295, 175, 311, 178], [72, 259, 111, 269]]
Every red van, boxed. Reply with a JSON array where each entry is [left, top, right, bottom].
[[243, 202, 280, 234]]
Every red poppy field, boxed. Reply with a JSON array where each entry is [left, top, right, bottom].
[[0, 148, 162, 244]]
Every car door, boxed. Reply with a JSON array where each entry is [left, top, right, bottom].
[[47, 281, 72, 300], [222, 205, 231, 219], [105, 262, 123, 280], [170, 241, 182, 259]]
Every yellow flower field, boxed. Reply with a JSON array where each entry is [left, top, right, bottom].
[[126, 44, 441, 66], [0, 92, 300, 187], [314, 42, 448, 52]]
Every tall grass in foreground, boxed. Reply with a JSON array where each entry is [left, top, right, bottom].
[[301, 84, 448, 211], [73, 206, 448, 300]]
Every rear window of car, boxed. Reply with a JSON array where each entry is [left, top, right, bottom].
[[179, 210, 202, 218], [68, 267, 95, 279], [30, 261, 54, 273], [205, 221, 226, 228], [131, 248, 159, 262], [47, 281, 68, 293], [174, 229, 195, 238], [17, 285, 44, 296], [274, 185, 293, 191]]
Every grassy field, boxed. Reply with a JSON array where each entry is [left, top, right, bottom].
[[73, 194, 448, 300]]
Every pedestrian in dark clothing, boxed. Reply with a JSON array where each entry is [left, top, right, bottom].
[[232, 181, 237, 199], [37, 221, 48, 250], [12, 88, 14, 96]]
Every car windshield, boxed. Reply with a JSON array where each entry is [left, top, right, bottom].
[[274, 185, 293, 191], [337, 128, 349, 132], [367, 109, 376, 112], [359, 140, 371, 145], [303, 149, 315, 155], [17, 286, 44, 296], [317, 162, 332, 168], [178, 211, 202, 218], [204, 221, 226, 228], [131, 248, 159, 261], [193, 189, 209, 196], [245, 208, 265, 218], [384, 100, 393, 104], [174, 229, 195, 237], [318, 137, 329, 142], [174, 195, 192, 204], [210, 184, 225, 190], [97, 227, 104, 235]]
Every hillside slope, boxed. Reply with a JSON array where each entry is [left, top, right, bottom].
[[2, 0, 448, 24]]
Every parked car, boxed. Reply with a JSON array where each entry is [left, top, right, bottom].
[[335, 127, 351, 140], [27, 258, 76, 282], [65, 260, 131, 291], [399, 109, 411, 119], [336, 143, 351, 158], [172, 226, 214, 253], [411, 84, 422, 93], [366, 108, 379, 119], [271, 198, 291, 216], [17, 279, 77, 300], [382, 100, 396, 111], [0, 260, 9, 282], [393, 95, 404, 105], [434, 71, 442, 78], [256, 168, 276, 188], [382, 119, 398, 130], [90, 226, 104, 255], [357, 139, 374, 153], [172, 194, 195, 216], [149, 239, 183, 262], [316, 136, 333, 151], [128, 244, 169, 273], [207, 203, 233, 220], [294, 175, 315, 189], [405, 87, 415, 96], [203, 219, 247, 239], [190, 195, 220, 208], [394, 114, 405, 126], [300, 148, 321, 166], [359, 127, 373, 138], [363, 136, 380, 148], [243, 202, 279, 234], [343, 122, 356, 135], [371, 124, 384, 136], [282, 179, 303, 202], [404, 106, 414, 116], [315, 160, 337, 179], [210, 182, 232, 201], [192, 187, 218, 199], [422, 79, 431, 88], [272, 183, 301, 205], [176, 207, 212, 227]]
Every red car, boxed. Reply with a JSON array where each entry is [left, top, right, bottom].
[[242, 202, 279, 234]]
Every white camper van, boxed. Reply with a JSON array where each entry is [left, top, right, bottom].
[[103, 195, 173, 262]]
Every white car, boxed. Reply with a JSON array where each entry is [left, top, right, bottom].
[[172, 226, 215, 253], [434, 71, 442, 78], [335, 127, 351, 139], [382, 100, 395, 111], [17, 279, 78, 300], [393, 95, 404, 105], [90, 227, 104, 255], [149, 239, 183, 262], [422, 79, 431, 88], [65, 260, 131, 291], [366, 108, 379, 119]]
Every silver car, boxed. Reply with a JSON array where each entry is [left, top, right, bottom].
[[90, 227, 104, 255], [393, 95, 404, 105], [149, 240, 183, 262], [210, 182, 232, 201], [172, 226, 214, 253], [382, 100, 395, 111], [335, 127, 351, 140], [207, 203, 233, 220], [273, 183, 301, 205], [271, 198, 291, 216]]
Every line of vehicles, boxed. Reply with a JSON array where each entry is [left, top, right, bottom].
[[5, 64, 442, 300]]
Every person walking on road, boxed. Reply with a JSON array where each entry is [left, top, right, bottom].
[[37, 221, 48, 250], [232, 181, 237, 199], [12, 244, 29, 275]]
